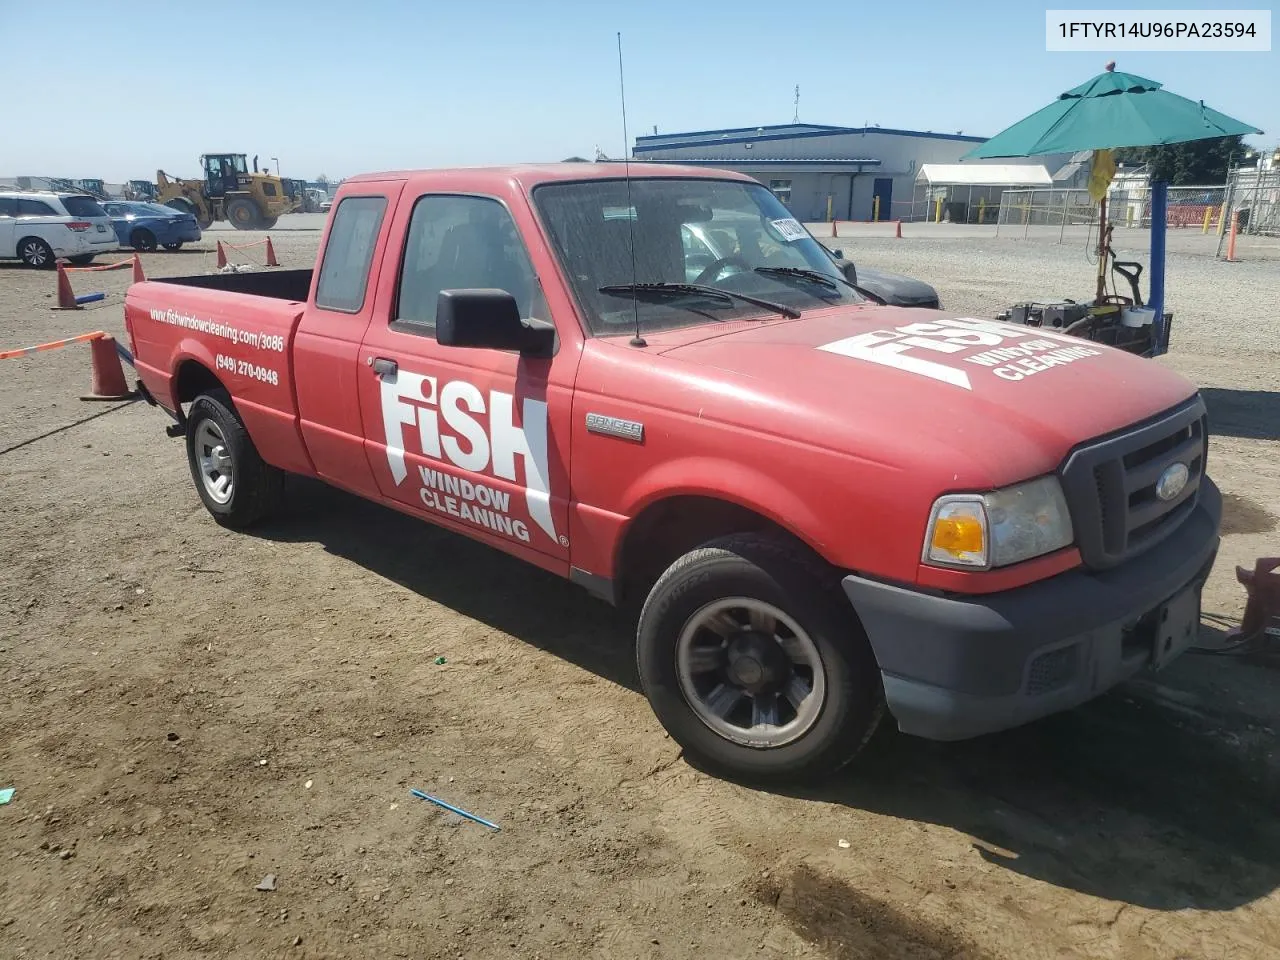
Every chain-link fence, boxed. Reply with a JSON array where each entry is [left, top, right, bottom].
[[1223, 167, 1280, 238], [993, 189, 1098, 237]]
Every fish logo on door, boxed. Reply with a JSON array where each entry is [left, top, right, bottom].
[[379, 370, 557, 545]]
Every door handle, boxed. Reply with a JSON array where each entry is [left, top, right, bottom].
[[369, 357, 397, 377]]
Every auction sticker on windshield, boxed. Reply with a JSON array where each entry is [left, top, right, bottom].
[[769, 218, 808, 242], [818, 317, 1104, 389]]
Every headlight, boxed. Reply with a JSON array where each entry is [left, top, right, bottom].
[[923, 476, 1073, 569]]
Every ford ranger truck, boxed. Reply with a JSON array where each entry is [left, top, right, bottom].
[[123, 165, 1221, 782]]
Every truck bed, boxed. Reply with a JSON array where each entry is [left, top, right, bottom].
[[150, 269, 313, 303]]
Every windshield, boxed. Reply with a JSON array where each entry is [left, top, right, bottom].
[[533, 177, 861, 335]]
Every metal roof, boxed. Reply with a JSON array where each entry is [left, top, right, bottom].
[[635, 124, 987, 154], [632, 158, 881, 167], [915, 163, 1053, 186]]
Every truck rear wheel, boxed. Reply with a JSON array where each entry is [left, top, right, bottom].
[[636, 534, 883, 782], [226, 198, 262, 230], [185, 389, 283, 528]]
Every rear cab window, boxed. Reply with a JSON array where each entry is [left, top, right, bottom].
[[315, 196, 388, 313], [59, 196, 108, 218]]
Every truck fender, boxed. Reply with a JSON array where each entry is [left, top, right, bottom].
[[615, 456, 834, 573], [169, 340, 224, 410]]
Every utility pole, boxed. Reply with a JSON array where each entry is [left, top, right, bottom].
[[793, 85, 800, 123]]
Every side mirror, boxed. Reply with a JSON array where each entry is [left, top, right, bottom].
[[831, 248, 844, 259], [435, 289, 554, 357], [839, 260, 858, 287]]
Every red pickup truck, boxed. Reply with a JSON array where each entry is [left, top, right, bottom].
[[125, 164, 1220, 781]]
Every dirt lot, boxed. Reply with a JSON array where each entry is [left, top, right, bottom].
[[2, 223, 1279, 960]]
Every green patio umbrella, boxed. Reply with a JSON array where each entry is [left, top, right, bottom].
[[960, 63, 1261, 355], [963, 65, 1261, 159]]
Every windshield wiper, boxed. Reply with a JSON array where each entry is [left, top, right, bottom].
[[598, 282, 800, 320], [754, 266, 858, 291]]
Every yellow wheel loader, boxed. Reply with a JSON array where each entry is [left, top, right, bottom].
[[155, 153, 298, 230]]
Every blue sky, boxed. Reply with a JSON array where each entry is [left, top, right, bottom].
[[2, 0, 1273, 181]]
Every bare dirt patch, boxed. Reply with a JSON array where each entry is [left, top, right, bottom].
[[3, 231, 1279, 959]]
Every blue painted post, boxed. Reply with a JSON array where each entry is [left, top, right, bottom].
[[1149, 180, 1168, 354]]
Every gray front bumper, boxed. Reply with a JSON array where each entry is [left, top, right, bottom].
[[843, 478, 1222, 741]]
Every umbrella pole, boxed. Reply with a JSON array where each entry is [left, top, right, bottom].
[[1095, 196, 1108, 302], [1149, 180, 1168, 354]]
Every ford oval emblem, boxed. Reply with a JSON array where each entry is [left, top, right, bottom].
[[1155, 462, 1190, 502]]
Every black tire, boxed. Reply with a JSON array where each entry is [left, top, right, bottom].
[[17, 236, 55, 269], [260, 216, 278, 230], [162, 241, 184, 251], [226, 198, 262, 230], [66, 254, 96, 266], [185, 389, 284, 529], [130, 228, 157, 252], [636, 533, 884, 783]]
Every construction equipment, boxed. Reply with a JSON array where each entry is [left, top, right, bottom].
[[122, 180, 158, 202], [155, 153, 298, 230]]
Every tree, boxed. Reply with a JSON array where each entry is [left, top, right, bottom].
[[316, 173, 331, 187], [561, 156, 589, 163], [1113, 136, 1245, 184]]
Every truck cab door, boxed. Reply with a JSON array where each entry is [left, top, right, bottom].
[[356, 191, 578, 569], [292, 184, 404, 501]]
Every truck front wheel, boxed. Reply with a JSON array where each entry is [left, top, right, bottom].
[[636, 534, 883, 782], [185, 390, 283, 528]]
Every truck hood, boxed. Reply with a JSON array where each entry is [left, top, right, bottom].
[[654, 306, 1198, 488]]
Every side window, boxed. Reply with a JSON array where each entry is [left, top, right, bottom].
[[17, 199, 56, 217], [0, 198, 16, 218], [395, 195, 540, 328], [315, 196, 388, 313]]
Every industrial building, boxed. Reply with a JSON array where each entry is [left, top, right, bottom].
[[632, 123, 1064, 222]]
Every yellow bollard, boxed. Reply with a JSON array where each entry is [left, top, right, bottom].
[[1126, 206, 1134, 227], [873, 196, 880, 222], [978, 198, 986, 224], [1202, 207, 1212, 233], [1218, 202, 1229, 236], [935, 198, 943, 223]]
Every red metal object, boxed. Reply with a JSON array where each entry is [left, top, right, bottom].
[[122, 163, 1210, 595], [1231, 557, 1280, 641]]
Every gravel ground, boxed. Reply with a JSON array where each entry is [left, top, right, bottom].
[[2, 229, 1279, 960]]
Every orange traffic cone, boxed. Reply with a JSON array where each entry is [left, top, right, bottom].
[[52, 260, 82, 310], [895, 220, 903, 239], [132, 253, 146, 284], [264, 236, 279, 267], [216, 240, 228, 269], [80, 336, 137, 402]]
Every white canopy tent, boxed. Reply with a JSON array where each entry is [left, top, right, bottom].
[[913, 164, 1053, 222]]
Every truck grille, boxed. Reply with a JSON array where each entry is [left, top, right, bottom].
[[1059, 397, 1207, 570]]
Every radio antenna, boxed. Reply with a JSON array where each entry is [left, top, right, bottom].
[[617, 31, 645, 348]]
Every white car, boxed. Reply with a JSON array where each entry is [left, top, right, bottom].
[[0, 191, 120, 268]]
